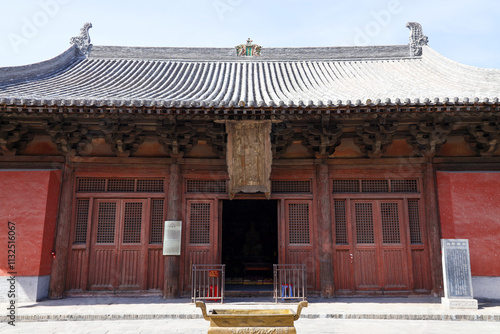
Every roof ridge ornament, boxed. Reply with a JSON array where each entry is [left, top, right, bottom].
[[70, 22, 93, 57], [406, 22, 428, 56], [235, 38, 262, 57]]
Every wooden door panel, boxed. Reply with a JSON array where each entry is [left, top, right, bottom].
[[89, 199, 148, 291], [382, 249, 407, 289], [379, 201, 409, 290], [334, 250, 352, 291], [117, 200, 147, 290], [354, 249, 379, 289], [89, 249, 116, 288], [283, 200, 316, 290], [352, 200, 409, 291], [89, 200, 119, 290], [119, 249, 141, 288], [183, 200, 217, 290]]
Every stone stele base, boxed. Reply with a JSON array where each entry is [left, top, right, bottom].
[[441, 297, 478, 309]]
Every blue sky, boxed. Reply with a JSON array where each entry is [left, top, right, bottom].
[[1, 0, 499, 69]]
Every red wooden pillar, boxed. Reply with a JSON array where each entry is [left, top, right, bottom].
[[423, 162, 444, 296], [49, 162, 74, 299], [164, 161, 182, 298], [316, 161, 335, 297]]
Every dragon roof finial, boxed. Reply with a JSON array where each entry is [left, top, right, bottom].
[[70, 22, 93, 57], [406, 22, 428, 56]]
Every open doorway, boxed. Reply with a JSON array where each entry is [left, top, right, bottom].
[[222, 200, 278, 290]]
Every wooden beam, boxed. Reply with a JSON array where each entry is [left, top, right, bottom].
[[49, 161, 74, 299], [164, 162, 181, 298], [316, 162, 335, 297]]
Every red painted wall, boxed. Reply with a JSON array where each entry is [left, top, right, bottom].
[[0, 170, 61, 276], [437, 172, 500, 276]]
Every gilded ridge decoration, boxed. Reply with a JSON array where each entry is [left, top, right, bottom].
[[236, 38, 262, 56]]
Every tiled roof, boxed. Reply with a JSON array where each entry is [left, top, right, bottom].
[[0, 43, 499, 108]]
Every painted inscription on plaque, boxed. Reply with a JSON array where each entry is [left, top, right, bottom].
[[441, 239, 473, 299]]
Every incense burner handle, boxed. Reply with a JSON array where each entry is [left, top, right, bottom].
[[196, 301, 210, 321], [294, 301, 308, 321]]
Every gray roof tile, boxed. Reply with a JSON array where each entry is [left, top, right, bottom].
[[0, 45, 499, 108]]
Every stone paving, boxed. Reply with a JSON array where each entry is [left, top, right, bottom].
[[1, 296, 500, 333], [2, 318, 500, 333]]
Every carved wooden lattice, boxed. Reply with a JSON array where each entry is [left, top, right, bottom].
[[271, 180, 311, 193], [77, 178, 106, 192], [189, 202, 211, 244], [149, 199, 164, 244], [408, 200, 422, 244], [381, 203, 400, 244], [288, 203, 310, 244], [74, 199, 90, 244], [122, 202, 143, 244], [77, 178, 164, 193], [137, 179, 164, 193], [361, 180, 389, 193], [96, 202, 117, 244], [332, 179, 360, 193], [334, 200, 348, 245], [390, 179, 418, 193], [186, 180, 227, 193], [108, 179, 135, 192], [333, 179, 419, 193], [355, 203, 374, 244]]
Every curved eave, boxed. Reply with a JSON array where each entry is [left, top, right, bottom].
[[0, 45, 80, 85]]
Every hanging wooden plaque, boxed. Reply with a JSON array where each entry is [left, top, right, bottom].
[[225, 120, 272, 199]]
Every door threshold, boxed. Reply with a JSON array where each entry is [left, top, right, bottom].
[[65, 290, 163, 298]]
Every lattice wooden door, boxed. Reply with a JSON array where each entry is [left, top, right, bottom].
[[281, 200, 316, 289], [352, 200, 409, 291], [182, 199, 219, 290], [88, 199, 148, 290]]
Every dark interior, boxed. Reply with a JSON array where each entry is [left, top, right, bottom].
[[222, 200, 278, 288]]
